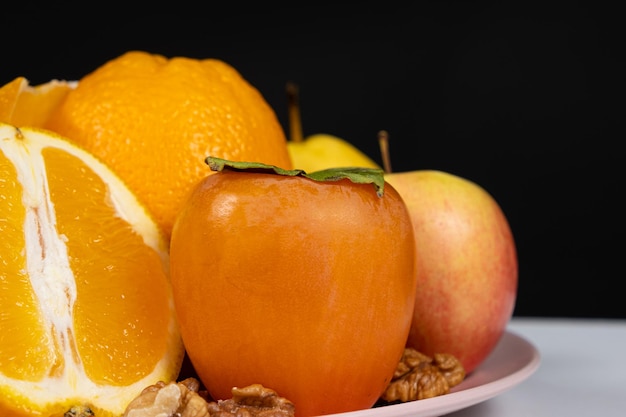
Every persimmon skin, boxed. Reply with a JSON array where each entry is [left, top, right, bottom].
[[170, 170, 417, 417]]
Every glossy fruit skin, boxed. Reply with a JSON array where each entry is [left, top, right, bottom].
[[170, 170, 417, 417], [385, 170, 517, 374]]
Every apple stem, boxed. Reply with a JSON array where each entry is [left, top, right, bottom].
[[378, 130, 393, 174], [286, 81, 304, 143]]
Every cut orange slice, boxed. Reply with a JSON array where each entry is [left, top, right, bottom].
[[0, 76, 75, 127], [0, 123, 184, 417]]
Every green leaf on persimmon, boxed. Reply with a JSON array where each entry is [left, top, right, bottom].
[[205, 156, 386, 196]]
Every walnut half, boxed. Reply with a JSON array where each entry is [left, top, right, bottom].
[[208, 384, 295, 417], [380, 348, 466, 403], [123, 378, 210, 417]]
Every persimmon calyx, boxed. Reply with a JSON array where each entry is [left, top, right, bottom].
[[205, 156, 387, 197]]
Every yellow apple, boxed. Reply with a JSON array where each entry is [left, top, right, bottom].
[[288, 133, 381, 172], [285, 81, 380, 171], [385, 169, 518, 374]]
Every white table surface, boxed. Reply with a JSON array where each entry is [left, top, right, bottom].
[[446, 317, 626, 416]]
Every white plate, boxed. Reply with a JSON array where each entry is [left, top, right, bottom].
[[318, 330, 541, 417]]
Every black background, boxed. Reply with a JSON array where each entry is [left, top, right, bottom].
[[4, 2, 623, 318]]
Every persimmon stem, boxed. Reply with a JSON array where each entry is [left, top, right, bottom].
[[378, 130, 392, 174], [286, 81, 304, 143]]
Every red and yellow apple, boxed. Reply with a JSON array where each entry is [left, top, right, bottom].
[[385, 169, 518, 373]]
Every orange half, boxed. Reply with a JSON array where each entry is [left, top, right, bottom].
[[0, 123, 184, 417]]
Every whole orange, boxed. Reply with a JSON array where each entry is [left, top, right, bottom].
[[43, 51, 292, 239], [169, 161, 417, 417]]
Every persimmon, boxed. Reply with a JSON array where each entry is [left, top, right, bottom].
[[170, 158, 417, 417]]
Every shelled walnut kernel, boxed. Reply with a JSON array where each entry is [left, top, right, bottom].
[[123, 378, 209, 417], [207, 384, 295, 417], [380, 348, 465, 403], [122, 378, 294, 417]]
